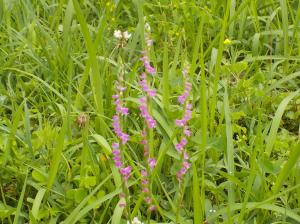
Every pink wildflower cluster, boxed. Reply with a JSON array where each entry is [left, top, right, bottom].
[[175, 66, 192, 182], [176, 152, 191, 181], [139, 97, 156, 129], [138, 23, 157, 212], [140, 54, 156, 75], [112, 115, 129, 144], [175, 103, 192, 136], [141, 170, 155, 211], [112, 83, 130, 144], [138, 31, 156, 129], [112, 143, 132, 182], [139, 73, 156, 97], [177, 67, 192, 104], [140, 132, 156, 211], [111, 82, 132, 187], [140, 132, 149, 157]]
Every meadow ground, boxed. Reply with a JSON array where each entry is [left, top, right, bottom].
[[0, 0, 300, 223]]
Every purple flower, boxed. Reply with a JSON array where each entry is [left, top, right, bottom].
[[112, 115, 129, 145], [148, 158, 156, 169], [175, 66, 192, 182], [175, 137, 187, 152], [141, 55, 156, 75], [120, 166, 132, 181], [139, 73, 156, 97], [112, 144, 123, 168], [177, 81, 192, 104], [142, 187, 149, 193], [149, 205, 156, 211], [139, 101, 156, 129], [141, 170, 148, 177], [184, 126, 191, 136], [144, 197, 151, 204]]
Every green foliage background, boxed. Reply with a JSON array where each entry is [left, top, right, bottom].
[[0, 0, 300, 223]]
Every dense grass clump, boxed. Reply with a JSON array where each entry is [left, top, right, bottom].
[[0, 0, 300, 223]]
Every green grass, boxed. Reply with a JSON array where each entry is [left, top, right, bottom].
[[0, 0, 300, 223]]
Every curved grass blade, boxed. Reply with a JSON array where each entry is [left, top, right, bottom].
[[13, 170, 28, 224], [265, 90, 299, 157]]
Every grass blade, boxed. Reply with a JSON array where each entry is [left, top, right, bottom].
[[224, 83, 235, 214], [265, 90, 299, 157], [13, 170, 28, 224], [72, 0, 105, 133]]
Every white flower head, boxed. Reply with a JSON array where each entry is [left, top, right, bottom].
[[113, 30, 122, 39], [123, 31, 131, 40], [127, 217, 144, 224]]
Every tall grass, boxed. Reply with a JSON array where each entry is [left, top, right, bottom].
[[0, 0, 299, 223]]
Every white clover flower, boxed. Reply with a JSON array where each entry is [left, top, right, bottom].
[[127, 217, 144, 224], [113, 30, 122, 39], [123, 31, 131, 40]]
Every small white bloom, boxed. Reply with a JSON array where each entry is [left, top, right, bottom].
[[127, 217, 144, 224], [123, 31, 131, 40], [114, 30, 122, 39]]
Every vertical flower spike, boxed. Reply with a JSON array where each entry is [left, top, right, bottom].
[[112, 81, 131, 179], [175, 65, 192, 182], [138, 21, 156, 212], [111, 72, 132, 209]]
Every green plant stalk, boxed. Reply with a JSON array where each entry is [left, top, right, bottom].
[[280, 0, 289, 73], [175, 180, 185, 224], [72, 0, 105, 134], [229, 0, 236, 38], [13, 170, 28, 224], [0, 184, 12, 224], [209, 0, 231, 134], [224, 83, 235, 216], [119, 61, 132, 222], [162, 40, 170, 113], [199, 13, 208, 222]]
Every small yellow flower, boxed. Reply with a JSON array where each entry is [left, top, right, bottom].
[[224, 38, 232, 45]]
